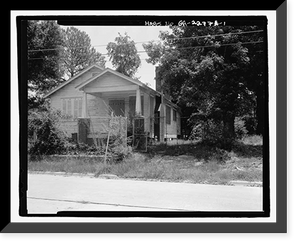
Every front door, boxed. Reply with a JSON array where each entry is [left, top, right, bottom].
[[109, 99, 125, 116]]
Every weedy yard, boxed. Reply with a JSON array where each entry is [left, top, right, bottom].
[[28, 135, 263, 186]]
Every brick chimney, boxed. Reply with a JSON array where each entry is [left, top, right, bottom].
[[155, 66, 163, 93], [155, 66, 171, 100]]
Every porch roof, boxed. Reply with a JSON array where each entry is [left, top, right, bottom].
[[75, 68, 160, 97]]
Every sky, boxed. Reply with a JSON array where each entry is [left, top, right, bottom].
[[62, 25, 171, 89]]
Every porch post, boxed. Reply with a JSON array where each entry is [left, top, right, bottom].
[[82, 91, 88, 118], [135, 86, 142, 116]]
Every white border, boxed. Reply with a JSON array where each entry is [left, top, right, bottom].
[[10, 10, 276, 224]]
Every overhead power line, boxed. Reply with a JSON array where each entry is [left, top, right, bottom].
[[27, 29, 264, 53], [28, 40, 264, 60], [166, 29, 264, 41], [175, 40, 263, 50]]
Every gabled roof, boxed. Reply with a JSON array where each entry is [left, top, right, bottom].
[[44, 64, 180, 111], [44, 64, 104, 98], [75, 68, 160, 96]]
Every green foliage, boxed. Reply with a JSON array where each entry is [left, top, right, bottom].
[[63, 141, 100, 156], [28, 106, 68, 156], [143, 25, 265, 143], [29, 138, 262, 185], [27, 23, 106, 109], [234, 117, 248, 139], [109, 134, 133, 162], [142, 41, 165, 65], [243, 115, 258, 135], [27, 20, 64, 92], [189, 119, 231, 148], [27, 20, 64, 109], [60, 27, 106, 78], [189, 117, 248, 148], [106, 33, 141, 78]]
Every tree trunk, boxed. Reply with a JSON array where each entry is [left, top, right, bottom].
[[222, 113, 235, 149]]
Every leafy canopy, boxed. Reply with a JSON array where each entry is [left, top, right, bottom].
[[27, 20, 64, 93], [143, 25, 265, 143], [106, 33, 141, 78], [61, 27, 106, 78], [27, 23, 107, 109]]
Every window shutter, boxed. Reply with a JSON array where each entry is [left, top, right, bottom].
[[78, 98, 82, 117], [67, 99, 72, 116], [62, 99, 66, 115], [74, 99, 79, 118]]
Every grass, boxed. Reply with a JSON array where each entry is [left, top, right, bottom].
[[28, 156, 100, 174], [28, 135, 263, 186]]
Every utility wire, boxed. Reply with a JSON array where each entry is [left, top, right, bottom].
[[28, 40, 264, 60], [174, 40, 263, 50], [165, 29, 264, 41], [27, 29, 264, 53]]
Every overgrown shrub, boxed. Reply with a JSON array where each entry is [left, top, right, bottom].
[[63, 141, 100, 155], [189, 117, 250, 149], [234, 117, 248, 139], [28, 107, 68, 156], [189, 119, 224, 146], [243, 116, 258, 135], [109, 134, 133, 162]]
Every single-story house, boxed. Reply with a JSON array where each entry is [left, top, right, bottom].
[[44, 64, 181, 143]]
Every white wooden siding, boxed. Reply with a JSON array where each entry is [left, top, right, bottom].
[[48, 67, 180, 140], [84, 73, 133, 89]]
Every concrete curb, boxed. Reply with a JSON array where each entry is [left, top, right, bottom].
[[229, 180, 262, 187], [28, 172, 262, 187], [28, 171, 119, 179], [29, 171, 94, 177]]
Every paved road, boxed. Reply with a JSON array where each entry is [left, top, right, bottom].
[[27, 173, 262, 213]]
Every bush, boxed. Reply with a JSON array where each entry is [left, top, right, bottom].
[[234, 117, 248, 139], [243, 116, 257, 135], [28, 107, 68, 156], [189, 117, 250, 149], [63, 141, 101, 155], [110, 134, 133, 162], [189, 119, 224, 146]]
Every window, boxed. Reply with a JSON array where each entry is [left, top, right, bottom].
[[166, 105, 171, 125], [61, 98, 82, 118], [173, 109, 177, 122]]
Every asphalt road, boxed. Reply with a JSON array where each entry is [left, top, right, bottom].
[[27, 173, 262, 213]]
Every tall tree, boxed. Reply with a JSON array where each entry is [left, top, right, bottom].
[[241, 27, 266, 135], [27, 20, 64, 108], [61, 27, 106, 78], [106, 33, 141, 78], [143, 25, 265, 144]]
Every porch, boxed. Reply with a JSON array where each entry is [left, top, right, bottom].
[[73, 68, 160, 145], [81, 85, 145, 118], [76, 86, 157, 145]]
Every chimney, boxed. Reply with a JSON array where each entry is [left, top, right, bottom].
[[155, 66, 171, 100], [155, 66, 162, 92]]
